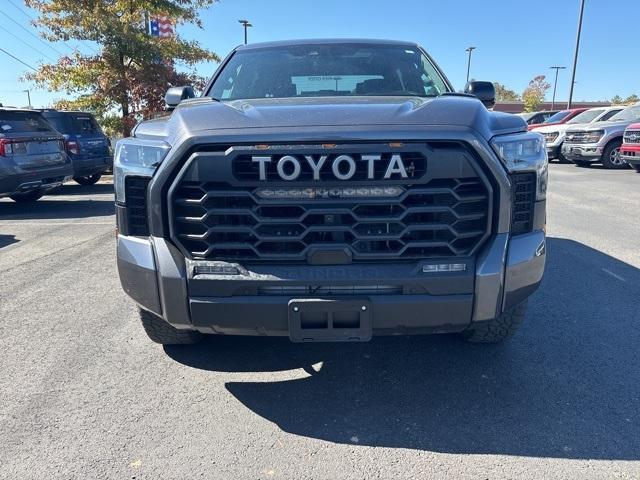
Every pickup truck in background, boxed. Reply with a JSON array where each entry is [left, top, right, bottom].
[[532, 106, 623, 163], [562, 102, 640, 169], [620, 123, 640, 173]]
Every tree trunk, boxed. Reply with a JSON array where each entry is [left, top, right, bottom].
[[120, 98, 131, 137]]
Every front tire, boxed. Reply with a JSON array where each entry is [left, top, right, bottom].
[[9, 189, 45, 202], [557, 151, 571, 164], [139, 309, 203, 345], [632, 165, 640, 173], [74, 174, 102, 185], [461, 301, 528, 343], [601, 140, 627, 169]]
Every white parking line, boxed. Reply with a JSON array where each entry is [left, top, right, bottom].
[[602, 268, 626, 282]]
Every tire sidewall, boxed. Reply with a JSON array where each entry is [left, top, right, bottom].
[[601, 140, 626, 169]]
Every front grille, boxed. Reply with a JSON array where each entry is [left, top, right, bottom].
[[623, 130, 640, 144], [172, 173, 490, 263], [125, 177, 150, 236], [510, 173, 536, 234]]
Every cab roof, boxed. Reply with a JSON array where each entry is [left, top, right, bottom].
[[235, 38, 420, 51]]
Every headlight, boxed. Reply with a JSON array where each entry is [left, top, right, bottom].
[[583, 130, 604, 143], [491, 132, 548, 200], [542, 131, 559, 143], [114, 138, 170, 203]]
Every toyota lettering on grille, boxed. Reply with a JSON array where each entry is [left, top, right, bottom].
[[252, 154, 409, 181]]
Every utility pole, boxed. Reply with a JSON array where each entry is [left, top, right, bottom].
[[567, 0, 585, 108], [23, 89, 31, 108], [465, 47, 476, 83], [549, 66, 566, 109], [238, 19, 252, 45]]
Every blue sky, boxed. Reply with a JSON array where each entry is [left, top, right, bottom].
[[0, 0, 638, 108]]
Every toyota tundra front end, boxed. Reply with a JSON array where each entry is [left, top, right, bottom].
[[115, 40, 547, 345]]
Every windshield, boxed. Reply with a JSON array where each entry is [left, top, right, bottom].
[[0, 111, 55, 134], [544, 110, 571, 123], [567, 109, 604, 124], [608, 104, 640, 122], [209, 44, 450, 100]]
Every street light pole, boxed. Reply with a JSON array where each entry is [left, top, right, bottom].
[[465, 46, 476, 83], [567, 0, 585, 108], [238, 19, 252, 45], [549, 66, 566, 110], [23, 89, 31, 108]]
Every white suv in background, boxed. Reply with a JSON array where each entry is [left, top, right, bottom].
[[532, 106, 623, 163]]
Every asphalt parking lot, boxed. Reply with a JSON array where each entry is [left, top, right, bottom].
[[1, 165, 639, 479]]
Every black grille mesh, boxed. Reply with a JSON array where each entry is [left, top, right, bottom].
[[125, 177, 150, 236], [171, 177, 490, 262], [510, 173, 535, 234]]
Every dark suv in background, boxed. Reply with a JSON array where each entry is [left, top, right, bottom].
[[39, 110, 112, 185], [0, 108, 72, 202]]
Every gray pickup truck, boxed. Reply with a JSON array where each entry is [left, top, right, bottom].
[[562, 102, 640, 169], [115, 39, 547, 346]]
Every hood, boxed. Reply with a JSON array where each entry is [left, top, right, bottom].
[[533, 122, 584, 134], [133, 95, 526, 143], [566, 119, 634, 132]]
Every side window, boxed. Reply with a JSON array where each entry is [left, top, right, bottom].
[[599, 110, 622, 122], [72, 116, 101, 134]]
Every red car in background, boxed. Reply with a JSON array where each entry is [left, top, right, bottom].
[[528, 108, 589, 131], [620, 122, 640, 172]]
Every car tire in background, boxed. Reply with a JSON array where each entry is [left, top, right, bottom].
[[557, 150, 571, 164], [74, 174, 102, 185], [632, 165, 640, 173], [601, 140, 628, 170], [460, 301, 528, 343], [139, 309, 203, 345], [574, 160, 591, 168], [9, 189, 45, 202]]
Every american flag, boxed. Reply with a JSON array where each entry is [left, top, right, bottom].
[[149, 15, 174, 38]]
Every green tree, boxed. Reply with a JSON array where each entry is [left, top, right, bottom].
[[522, 75, 551, 112], [493, 82, 521, 102], [611, 94, 639, 106], [25, 0, 219, 136]]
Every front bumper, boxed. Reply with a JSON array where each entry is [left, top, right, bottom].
[[561, 142, 603, 162], [117, 230, 546, 337], [620, 145, 640, 166]]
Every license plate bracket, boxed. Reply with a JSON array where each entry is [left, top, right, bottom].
[[288, 298, 372, 342]]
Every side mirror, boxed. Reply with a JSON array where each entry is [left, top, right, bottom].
[[164, 86, 196, 110], [464, 81, 496, 109]]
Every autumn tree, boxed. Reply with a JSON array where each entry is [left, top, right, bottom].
[[493, 82, 520, 102], [25, 0, 219, 136], [522, 75, 551, 112]]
